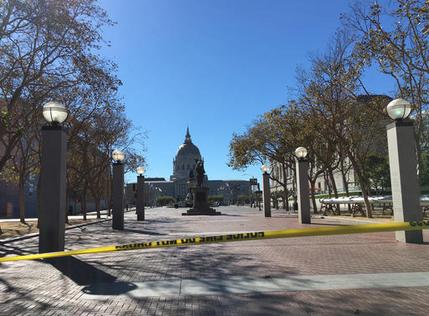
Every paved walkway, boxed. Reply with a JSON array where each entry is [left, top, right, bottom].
[[0, 206, 428, 315]]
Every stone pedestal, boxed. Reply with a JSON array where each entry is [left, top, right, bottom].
[[296, 159, 311, 224], [182, 187, 221, 216], [387, 120, 423, 243]]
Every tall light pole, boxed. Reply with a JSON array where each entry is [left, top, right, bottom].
[[39, 101, 68, 253], [386, 98, 423, 243], [295, 147, 311, 224], [136, 166, 145, 221], [112, 149, 125, 230], [250, 177, 258, 208], [261, 164, 271, 217]]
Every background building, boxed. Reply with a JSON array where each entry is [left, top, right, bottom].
[[126, 128, 252, 206]]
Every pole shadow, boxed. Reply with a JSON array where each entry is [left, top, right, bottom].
[[46, 256, 137, 295], [122, 228, 167, 236]]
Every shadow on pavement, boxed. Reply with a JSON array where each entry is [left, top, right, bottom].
[[122, 228, 167, 236], [0, 243, 36, 257], [46, 257, 137, 295]]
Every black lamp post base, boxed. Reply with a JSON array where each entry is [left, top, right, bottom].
[[182, 209, 222, 216]]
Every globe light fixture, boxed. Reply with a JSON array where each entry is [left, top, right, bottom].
[[295, 147, 308, 159], [137, 166, 145, 176], [42, 101, 68, 124], [386, 98, 412, 120], [261, 164, 270, 174], [112, 150, 125, 163]]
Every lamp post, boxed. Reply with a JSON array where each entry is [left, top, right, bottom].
[[112, 149, 125, 230], [249, 177, 258, 208], [261, 164, 271, 217], [39, 101, 68, 253], [256, 183, 262, 211], [386, 98, 423, 243], [136, 166, 145, 221], [295, 147, 311, 224]]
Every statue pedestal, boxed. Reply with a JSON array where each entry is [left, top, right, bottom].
[[182, 187, 221, 216]]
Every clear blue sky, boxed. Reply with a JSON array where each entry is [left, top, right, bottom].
[[98, 0, 394, 183]]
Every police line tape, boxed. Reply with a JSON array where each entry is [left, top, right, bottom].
[[1, 220, 428, 263]]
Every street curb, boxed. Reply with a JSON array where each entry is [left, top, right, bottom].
[[0, 217, 112, 244], [313, 215, 391, 224]]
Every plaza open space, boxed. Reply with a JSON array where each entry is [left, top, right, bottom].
[[2, 1, 429, 315], [1, 207, 429, 315]]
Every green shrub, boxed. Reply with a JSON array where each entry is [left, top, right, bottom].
[[208, 195, 224, 203], [156, 196, 175, 206]]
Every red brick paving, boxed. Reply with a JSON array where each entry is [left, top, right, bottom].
[[0, 206, 428, 315]]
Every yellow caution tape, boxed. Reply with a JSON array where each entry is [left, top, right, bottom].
[[1, 220, 428, 263]]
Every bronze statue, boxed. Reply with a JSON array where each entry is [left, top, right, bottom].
[[195, 159, 205, 187], [182, 158, 221, 215]]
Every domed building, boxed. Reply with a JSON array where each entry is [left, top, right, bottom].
[[125, 127, 253, 205], [171, 127, 201, 181]]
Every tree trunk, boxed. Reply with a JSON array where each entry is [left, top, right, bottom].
[[108, 174, 112, 216], [340, 160, 351, 213], [310, 178, 318, 214], [282, 164, 289, 211], [95, 199, 101, 219], [362, 186, 372, 218], [82, 190, 87, 220], [65, 191, 69, 224], [18, 176, 26, 223], [275, 192, 279, 210], [328, 168, 338, 198], [283, 188, 288, 211], [353, 163, 373, 218]]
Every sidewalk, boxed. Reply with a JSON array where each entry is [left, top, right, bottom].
[[0, 210, 111, 223], [0, 206, 428, 315], [314, 214, 393, 224]]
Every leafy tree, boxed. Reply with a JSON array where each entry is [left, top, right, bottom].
[[0, 0, 147, 223], [347, 0, 429, 167], [365, 153, 391, 195], [228, 104, 302, 211], [420, 151, 429, 190], [297, 30, 390, 217]]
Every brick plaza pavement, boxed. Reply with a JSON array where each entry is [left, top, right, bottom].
[[1, 206, 429, 315]]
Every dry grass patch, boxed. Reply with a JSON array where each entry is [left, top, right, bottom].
[[0, 218, 103, 239]]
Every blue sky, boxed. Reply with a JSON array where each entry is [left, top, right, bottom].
[[98, 0, 394, 183]]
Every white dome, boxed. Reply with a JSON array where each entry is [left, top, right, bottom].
[[172, 127, 202, 180]]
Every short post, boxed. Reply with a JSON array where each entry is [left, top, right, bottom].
[[112, 150, 125, 230], [261, 165, 271, 217], [39, 101, 68, 253], [136, 166, 145, 221], [295, 147, 311, 224], [386, 98, 423, 244]]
